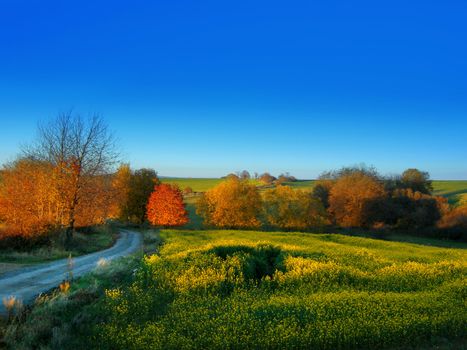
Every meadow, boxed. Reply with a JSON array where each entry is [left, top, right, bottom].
[[161, 178, 467, 205], [160, 178, 225, 192], [433, 180, 467, 205], [87, 230, 466, 349]]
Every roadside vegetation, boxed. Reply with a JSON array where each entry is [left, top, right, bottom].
[[1, 228, 160, 349], [0, 224, 117, 267]]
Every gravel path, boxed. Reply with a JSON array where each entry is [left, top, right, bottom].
[[0, 229, 142, 315]]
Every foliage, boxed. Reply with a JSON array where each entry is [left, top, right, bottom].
[[437, 205, 467, 240], [328, 172, 386, 227], [0, 158, 55, 236], [263, 186, 328, 229], [0, 224, 116, 261], [311, 179, 333, 208], [90, 229, 467, 350], [24, 112, 119, 248], [112, 164, 132, 220], [259, 172, 276, 185], [401, 168, 433, 194], [370, 189, 449, 230], [238, 170, 251, 180], [197, 178, 262, 229], [0, 157, 117, 246], [277, 172, 297, 183], [121, 168, 159, 224], [146, 184, 189, 227], [318, 164, 380, 181]]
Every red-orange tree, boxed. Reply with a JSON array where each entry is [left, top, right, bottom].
[[146, 184, 189, 227], [328, 172, 386, 227]]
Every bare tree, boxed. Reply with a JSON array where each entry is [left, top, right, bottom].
[[25, 112, 118, 249]]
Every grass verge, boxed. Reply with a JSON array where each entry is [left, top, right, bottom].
[[0, 225, 118, 266], [0, 228, 160, 349]]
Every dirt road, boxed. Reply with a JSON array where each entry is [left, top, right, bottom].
[[0, 229, 142, 315]]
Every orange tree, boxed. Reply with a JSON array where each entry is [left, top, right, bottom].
[[146, 184, 189, 227], [197, 178, 262, 229], [263, 185, 328, 230], [328, 172, 386, 227]]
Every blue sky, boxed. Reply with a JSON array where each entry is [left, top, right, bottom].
[[0, 0, 466, 179]]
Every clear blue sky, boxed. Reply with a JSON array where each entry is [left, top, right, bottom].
[[1, 0, 466, 179]]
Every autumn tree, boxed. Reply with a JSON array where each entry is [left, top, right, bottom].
[[311, 180, 334, 209], [0, 158, 56, 235], [263, 185, 328, 230], [112, 163, 132, 220], [125, 168, 159, 224], [328, 172, 386, 227], [277, 172, 297, 183], [368, 189, 449, 230], [259, 172, 276, 185], [24, 112, 118, 249], [239, 170, 251, 180], [438, 204, 467, 238], [197, 178, 262, 228], [146, 184, 189, 227], [400, 168, 433, 194]]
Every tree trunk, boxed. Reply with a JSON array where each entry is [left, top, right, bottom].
[[65, 222, 74, 251]]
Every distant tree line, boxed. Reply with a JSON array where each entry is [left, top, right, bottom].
[[223, 170, 297, 185]]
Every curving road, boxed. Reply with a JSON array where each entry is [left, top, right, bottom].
[[0, 229, 142, 315]]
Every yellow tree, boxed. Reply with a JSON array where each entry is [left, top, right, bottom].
[[197, 178, 262, 228], [263, 186, 328, 230], [112, 163, 132, 219]]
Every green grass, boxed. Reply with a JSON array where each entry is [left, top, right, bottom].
[[1, 228, 162, 348], [85, 230, 467, 349], [0, 225, 117, 265], [433, 180, 467, 205], [160, 178, 225, 192], [4, 229, 466, 349]]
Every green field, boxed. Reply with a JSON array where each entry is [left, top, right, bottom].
[[160, 178, 225, 192], [433, 180, 467, 205], [162, 177, 467, 206], [87, 229, 466, 349]]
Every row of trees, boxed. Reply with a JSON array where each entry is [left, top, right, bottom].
[[0, 113, 162, 249], [195, 168, 466, 237], [313, 166, 446, 229], [197, 177, 328, 230], [224, 171, 297, 185], [0, 114, 119, 248]]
